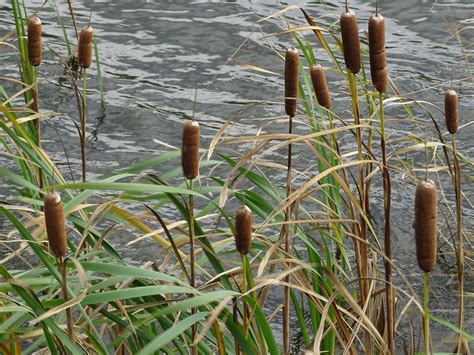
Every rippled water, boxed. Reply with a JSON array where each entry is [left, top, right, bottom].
[[1, 0, 473, 352]]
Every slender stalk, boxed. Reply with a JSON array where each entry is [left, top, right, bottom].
[[66, 0, 78, 40], [33, 66, 43, 189], [283, 114, 293, 354], [189, 178, 197, 355], [241, 254, 249, 337], [423, 272, 430, 355], [452, 137, 466, 352], [379, 91, 394, 353], [60, 258, 74, 341], [81, 69, 87, 183]]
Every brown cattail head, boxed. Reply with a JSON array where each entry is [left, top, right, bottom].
[[309, 64, 331, 110], [414, 180, 438, 273], [44, 192, 68, 258], [181, 121, 200, 179], [444, 89, 458, 134], [368, 14, 388, 93], [285, 47, 299, 117], [234, 205, 252, 255], [27, 16, 42, 67], [340, 10, 361, 74], [78, 26, 94, 69]]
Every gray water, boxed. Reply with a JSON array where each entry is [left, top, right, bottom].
[[0, 0, 473, 352]]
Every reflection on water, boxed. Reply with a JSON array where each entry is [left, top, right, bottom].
[[0, 0, 472, 352]]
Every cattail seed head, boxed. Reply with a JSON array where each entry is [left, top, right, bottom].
[[309, 64, 331, 110], [285, 47, 299, 117], [181, 121, 200, 179], [414, 180, 438, 273], [78, 26, 94, 69], [44, 192, 67, 258], [234, 205, 252, 255], [340, 10, 361, 74], [444, 89, 458, 134], [368, 14, 388, 93], [27, 16, 42, 67]]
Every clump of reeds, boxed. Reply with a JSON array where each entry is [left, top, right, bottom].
[[78, 25, 93, 69], [43, 192, 74, 340], [444, 89, 458, 134], [309, 64, 331, 110], [27, 16, 42, 67], [340, 6, 361, 74], [368, 13, 387, 93]]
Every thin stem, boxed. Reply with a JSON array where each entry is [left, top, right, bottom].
[[379, 91, 394, 353], [189, 178, 197, 355], [33, 66, 43, 190], [241, 254, 249, 337], [60, 258, 74, 341], [283, 114, 293, 354], [423, 272, 430, 355], [345, 0, 348, 12], [66, 0, 78, 40], [81, 69, 87, 184], [452, 136, 465, 351]]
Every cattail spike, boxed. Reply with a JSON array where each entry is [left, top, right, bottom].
[[444, 89, 458, 134], [182, 121, 200, 179], [310, 64, 331, 110], [414, 180, 438, 273], [368, 14, 388, 93], [340, 9, 361, 74], [44, 192, 68, 258], [234, 206, 252, 255], [78, 25, 94, 69], [28, 16, 42, 67], [285, 47, 299, 117]]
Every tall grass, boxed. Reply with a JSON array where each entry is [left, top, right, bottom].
[[0, 1, 472, 354]]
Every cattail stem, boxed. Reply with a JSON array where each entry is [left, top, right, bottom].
[[241, 254, 249, 337], [423, 272, 430, 355], [59, 258, 74, 341], [452, 137, 466, 351], [33, 67, 43, 190], [188, 178, 197, 355], [379, 91, 394, 353], [81, 69, 87, 184]]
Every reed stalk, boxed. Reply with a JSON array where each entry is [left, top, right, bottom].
[[423, 272, 430, 355]]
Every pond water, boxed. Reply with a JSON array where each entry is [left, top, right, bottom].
[[0, 0, 472, 352]]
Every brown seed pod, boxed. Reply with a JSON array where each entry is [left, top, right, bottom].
[[27, 16, 42, 67], [368, 14, 388, 93], [444, 89, 458, 134], [309, 64, 331, 110], [414, 180, 438, 273], [234, 205, 252, 255], [340, 10, 361, 74], [78, 26, 94, 69], [181, 121, 200, 179], [285, 47, 299, 117], [44, 192, 67, 258]]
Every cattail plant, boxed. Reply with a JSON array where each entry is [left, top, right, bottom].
[[77, 25, 94, 184], [368, 13, 388, 93], [445, 89, 469, 353], [309, 64, 331, 110], [27, 17, 42, 67], [181, 120, 200, 355], [27, 16, 43, 188], [369, 5, 393, 351], [234, 205, 252, 338], [340, 3, 361, 75], [414, 179, 438, 354], [44, 192, 74, 340], [283, 46, 299, 354]]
